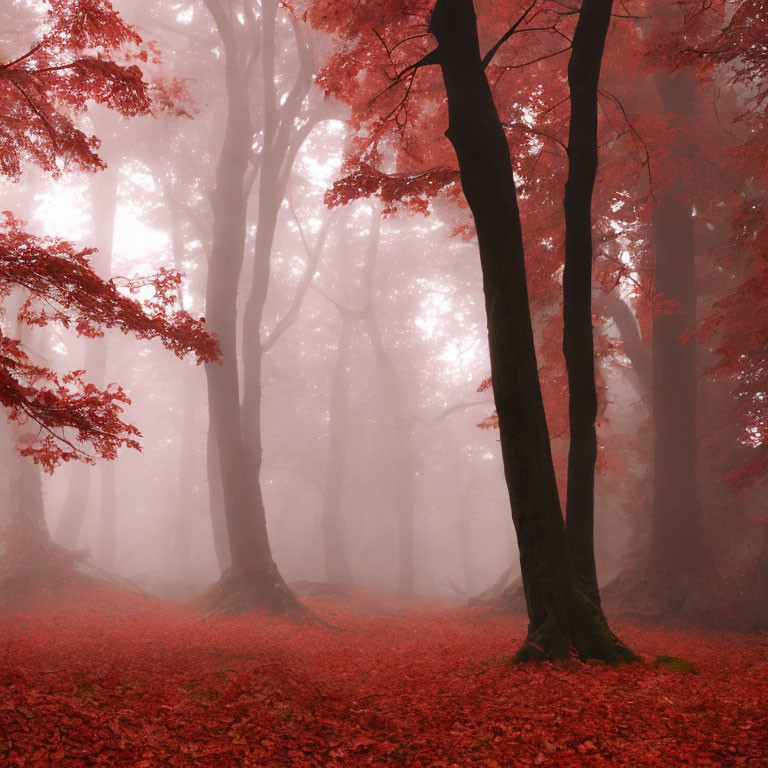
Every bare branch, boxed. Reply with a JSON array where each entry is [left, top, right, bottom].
[[482, 1, 538, 69]]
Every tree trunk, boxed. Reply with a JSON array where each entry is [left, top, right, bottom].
[[362, 211, 417, 597], [321, 310, 353, 583], [206, 424, 231, 571], [54, 163, 120, 556], [562, 0, 614, 606], [239, 0, 315, 559], [204, 35, 279, 590], [96, 462, 117, 570], [428, 0, 630, 661], [54, 464, 90, 550], [90, 163, 120, 571], [647, 70, 704, 612], [201, 0, 302, 615]]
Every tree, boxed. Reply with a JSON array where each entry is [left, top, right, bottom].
[[304, 0, 632, 659], [0, 1, 217, 594], [562, 0, 615, 606], [428, 0, 630, 660], [200, 0, 333, 615]]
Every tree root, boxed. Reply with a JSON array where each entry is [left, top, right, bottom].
[[199, 563, 343, 630], [511, 580, 636, 664], [602, 561, 732, 627]]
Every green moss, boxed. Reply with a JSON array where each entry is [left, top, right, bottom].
[[654, 655, 696, 673]]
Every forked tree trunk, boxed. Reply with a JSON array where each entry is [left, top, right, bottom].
[[239, 0, 316, 575], [562, 0, 614, 606], [203, 43, 288, 610], [201, 0, 303, 615], [429, 0, 630, 661]]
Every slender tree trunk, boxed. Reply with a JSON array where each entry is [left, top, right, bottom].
[[321, 312, 353, 583], [204, 43, 272, 574], [240, 0, 314, 498], [161, 183, 205, 581], [89, 164, 120, 570], [562, 0, 614, 606], [361, 212, 417, 597], [54, 164, 119, 555], [54, 465, 90, 549], [596, 291, 651, 396], [428, 0, 630, 661], [96, 462, 117, 570]]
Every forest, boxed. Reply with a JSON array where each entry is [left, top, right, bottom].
[[0, 0, 767, 765]]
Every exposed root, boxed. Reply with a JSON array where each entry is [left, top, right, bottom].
[[466, 566, 517, 608], [512, 581, 636, 664], [199, 563, 343, 630], [602, 560, 732, 627], [512, 614, 570, 662]]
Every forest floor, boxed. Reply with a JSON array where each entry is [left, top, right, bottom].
[[0, 585, 767, 767]]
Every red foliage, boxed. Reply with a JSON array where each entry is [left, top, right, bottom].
[[0, 1, 151, 178], [303, 0, 768, 524], [0, 2, 220, 470], [1, 591, 766, 766], [0, 214, 218, 470]]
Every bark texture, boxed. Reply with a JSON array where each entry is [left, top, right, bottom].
[[562, 0, 613, 606]]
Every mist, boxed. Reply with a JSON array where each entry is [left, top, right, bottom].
[[1, 1, 766, 766]]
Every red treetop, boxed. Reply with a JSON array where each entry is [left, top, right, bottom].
[[0, 1, 219, 471]]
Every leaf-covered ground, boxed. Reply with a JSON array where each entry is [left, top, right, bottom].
[[1, 586, 767, 767]]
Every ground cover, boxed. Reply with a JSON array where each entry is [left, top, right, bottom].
[[1, 586, 766, 767]]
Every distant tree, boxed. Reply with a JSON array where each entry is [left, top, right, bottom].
[[0, 1, 217, 596], [200, 0, 333, 616]]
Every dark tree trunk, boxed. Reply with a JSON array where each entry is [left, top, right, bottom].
[[562, 0, 614, 606], [428, 0, 630, 661]]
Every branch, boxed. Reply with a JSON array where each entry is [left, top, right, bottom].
[[482, 1, 538, 69], [262, 204, 336, 353], [598, 87, 654, 198]]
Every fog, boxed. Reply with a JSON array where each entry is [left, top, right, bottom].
[[1, 0, 764, 627], [4, 2, 768, 765]]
